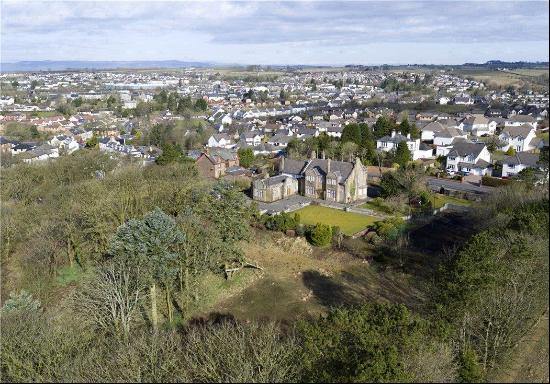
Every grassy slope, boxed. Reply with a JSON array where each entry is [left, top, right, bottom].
[[206, 231, 424, 322], [294, 205, 380, 235]]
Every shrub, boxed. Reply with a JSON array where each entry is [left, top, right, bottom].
[[373, 217, 406, 241], [309, 223, 332, 247], [481, 175, 512, 187]]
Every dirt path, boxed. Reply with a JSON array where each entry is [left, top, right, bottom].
[[492, 313, 549, 383]]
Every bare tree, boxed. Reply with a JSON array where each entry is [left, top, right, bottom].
[[74, 262, 145, 339]]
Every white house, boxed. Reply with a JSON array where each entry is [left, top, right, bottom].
[[421, 121, 446, 141], [221, 114, 233, 126], [461, 115, 497, 136], [240, 132, 263, 147], [434, 127, 468, 146], [498, 152, 541, 178], [49, 135, 80, 154], [445, 141, 492, 176], [438, 96, 451, 105], [207, 133, 234, 149], [499, 124, 537, 153], [377, 131, 428, 159], [505, 115, 538, 130]]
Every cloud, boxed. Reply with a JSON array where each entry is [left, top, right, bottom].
[[1, 0, 548, 64]]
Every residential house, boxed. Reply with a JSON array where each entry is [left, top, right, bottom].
[[274, 155, 368, 203], [240, 131, 263, 147], [461, 115, 497, 136], [195, 148, 239, 179], [434, 127, 468, 146], [497, 152, 541, 178], [445, 141, 492, 176], [252, 175, 299, 202], [49, 135, 80, 154], [207, 133, 235, 149], [505, 115, 538, 130], [376, 131, 426, 159], [499, 124, 537, 152]]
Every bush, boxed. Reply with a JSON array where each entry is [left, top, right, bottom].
[[309, 223, 332, 247], [373, 217, 406, 241], [262, 212, 298, 232], [481, 175, 512, 187]]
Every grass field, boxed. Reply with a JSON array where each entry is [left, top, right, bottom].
[[431, 194, 474, 209], [294, 205, 380, 235]]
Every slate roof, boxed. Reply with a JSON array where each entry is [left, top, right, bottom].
[[447, 141, 486, 158], [280, 157, 355, 184], [500, 124, 534, 139], [498, 152, 540, 167]]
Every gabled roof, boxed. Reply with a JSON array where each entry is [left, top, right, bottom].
[[500, 124, 534, 139], [435, 127, 465, 138], [510, 115, 535, 123], [498, 152, 540, 167], [447, 141, 486, 158]]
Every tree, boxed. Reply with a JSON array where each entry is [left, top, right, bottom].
[[340, 141, 358, 162], [238, 148, 255, 168], [373, 116, 395, 139], [457, 347, 484, 383], [109, 208, 184, 329], [156, 143, 186, 165], [309, 223, 332, 247], [341, 123, 361, 146], [298, 303, 440, 383], [74, 261, 144, 338], [394, 141, 411, 167], [505, 146, 516, 156], [85, 135, 98, 149], [399, 118, 411, 136], [194, 98, 208, 111]]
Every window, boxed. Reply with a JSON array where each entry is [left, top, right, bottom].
[[516, 146, 521, 152], [327, 189, 336, 199], [447, 165, 455, 170], [306, 186, 315, 195], [255, 189, 264, 198], [508, 163, 515, 169], [306, 175, 315, 182], [448, 156, 456, 161]]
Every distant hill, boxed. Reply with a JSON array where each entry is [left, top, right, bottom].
[[0, 60, 218, 72], [345, 61, 549, 70], [1, 59, 548, 73]]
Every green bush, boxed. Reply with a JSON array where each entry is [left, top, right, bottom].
[[373, 217, 406, 241], [481, 175, 512, 187], [309, 223, 332, 247]]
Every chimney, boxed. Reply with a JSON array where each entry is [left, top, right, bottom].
[[310, 150, 317, 160], [321, 150, 326, 160], [407, 133, 411, 139], [391, 130, 396, 138], [327, 158, 331, 173], [280, 156, 285, 172]]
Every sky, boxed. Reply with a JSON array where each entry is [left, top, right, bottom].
[[1, 0, 549, 65]]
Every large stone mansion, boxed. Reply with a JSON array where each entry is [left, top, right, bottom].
[[253, 154, 368, 204]]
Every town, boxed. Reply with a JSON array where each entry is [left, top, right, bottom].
[[1, 66, 548, 214]]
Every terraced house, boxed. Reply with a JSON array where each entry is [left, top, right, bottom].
[[253, 154, 368, 203]]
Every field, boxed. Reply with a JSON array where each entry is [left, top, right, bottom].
[[294, 205, 380, 235], [431, 194, 474, 209], [458, 68, 549, 91]]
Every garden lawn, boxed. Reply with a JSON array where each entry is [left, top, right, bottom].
[[294, 205, 379, 235], [431, 194, 474, 209]]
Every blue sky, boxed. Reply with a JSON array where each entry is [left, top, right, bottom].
[[1, 0, 549, 65]]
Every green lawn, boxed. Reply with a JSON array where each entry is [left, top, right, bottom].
[[431, 194, 474, 209], [294, 205, 380, 235]]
